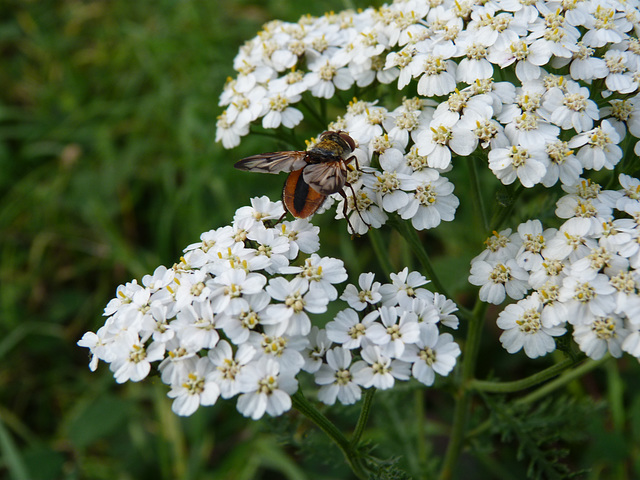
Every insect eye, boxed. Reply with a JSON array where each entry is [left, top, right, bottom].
[[338, 132, 356, 152]]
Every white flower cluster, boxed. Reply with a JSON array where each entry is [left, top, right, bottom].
[[320, 98, 461, 234], [216, 0, 639, 231], [469, 174, 640, 360], [78, 197, 460, 418]]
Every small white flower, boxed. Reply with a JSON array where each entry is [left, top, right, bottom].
[[496, 294, 566, 358], [236, 359, 298, 420], [366, 306, 420, 358], [250, 332, 306, 376], [558, 272, 617, 322], [568, 120, 623, 171], [304, 54, 354, 99], [290, 254, 348, 301], [167, 357, 220, 416], [208, 340, 256, 399], [473, 228, 522, 263], [326, 308, 380, 350], [265, 277, 329, 336], [398, 169, 459, 230], [301, 327, 332, 373], [401, 324, 461, 386], [340, 272, 382, 311], [277, 219, 320, 259], [110, 331, 165, 384], [515, 220, 556, 272], [469, 259, 530, 304], [573, 314, 628, 359], [379, 268, 431, 307], [488, 144, 549, 188], [208, 269, 267, 315], [351, 345, 411, 390], [216, 291, 271, 345], [541, 81, 599, 133], [315, 347, 362, 405]]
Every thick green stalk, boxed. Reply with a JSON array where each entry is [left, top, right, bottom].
[[291, 390, 367, 479], [514, 355, 612, 407], [438, 300, 487, 480], [350, 388, 375, 448], [468, 356, 577, 393], [467, 356, 610, 440]]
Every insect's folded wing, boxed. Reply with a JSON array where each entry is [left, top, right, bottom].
[[234, 151, 308, 173], [302, 162, 346, 195]]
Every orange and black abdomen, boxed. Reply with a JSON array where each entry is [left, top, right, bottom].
[[282, 169, 326, 218]]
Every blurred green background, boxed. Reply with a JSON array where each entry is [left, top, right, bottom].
[[2, 1, 640, 479], [0, 1, 386, 479]]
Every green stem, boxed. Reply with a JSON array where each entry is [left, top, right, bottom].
[[389, 217, 474, 320], [351, 388, 375, 448], [438, 300, 487, 480], [415, 388, 427, 467], [468, 356, 578, 393], [514, 355, 612, 407], [467, 355, 612, 440], [298, 97, 328, 130], [368, 227, 394, 280], [491, 184, 524, 231], [291, 390, 367, 479], [467, 155, 489, 232]]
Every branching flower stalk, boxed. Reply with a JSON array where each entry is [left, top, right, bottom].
[[80, 0, 640, 477]]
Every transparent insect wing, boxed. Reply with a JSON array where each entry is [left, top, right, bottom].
[[234, 151, 308, 173], [302, 161, 347, 195]]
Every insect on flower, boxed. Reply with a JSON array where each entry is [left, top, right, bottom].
[[234, 131, 367, 233]]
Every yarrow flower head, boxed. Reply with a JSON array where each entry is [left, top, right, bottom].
[[82, 0, 640, 445], [471, 176, 640, 360], [80, 198, 461, 417]]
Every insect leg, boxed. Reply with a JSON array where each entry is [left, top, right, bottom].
[[345, 182, 370, 229], [337, 188, 357, 234]]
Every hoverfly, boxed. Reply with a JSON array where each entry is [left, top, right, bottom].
[[234, 131, 366, 233]]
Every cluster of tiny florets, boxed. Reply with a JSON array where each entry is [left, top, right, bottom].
[[79, 197, 460, 418], [469, 174, 640, 360], [216, 0, 639, 233]]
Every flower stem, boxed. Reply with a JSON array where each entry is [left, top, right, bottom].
[[389, 217, 476, 319], [368, 227, 394, 280], [467, 155, 489, 232], [351, 388, 375, 448], [438, 299, 487, 480], [298, 96, 328, 130], [291, 390, 368, 479], [468, 356, 578, 393], [514, 354, 612, 407]]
